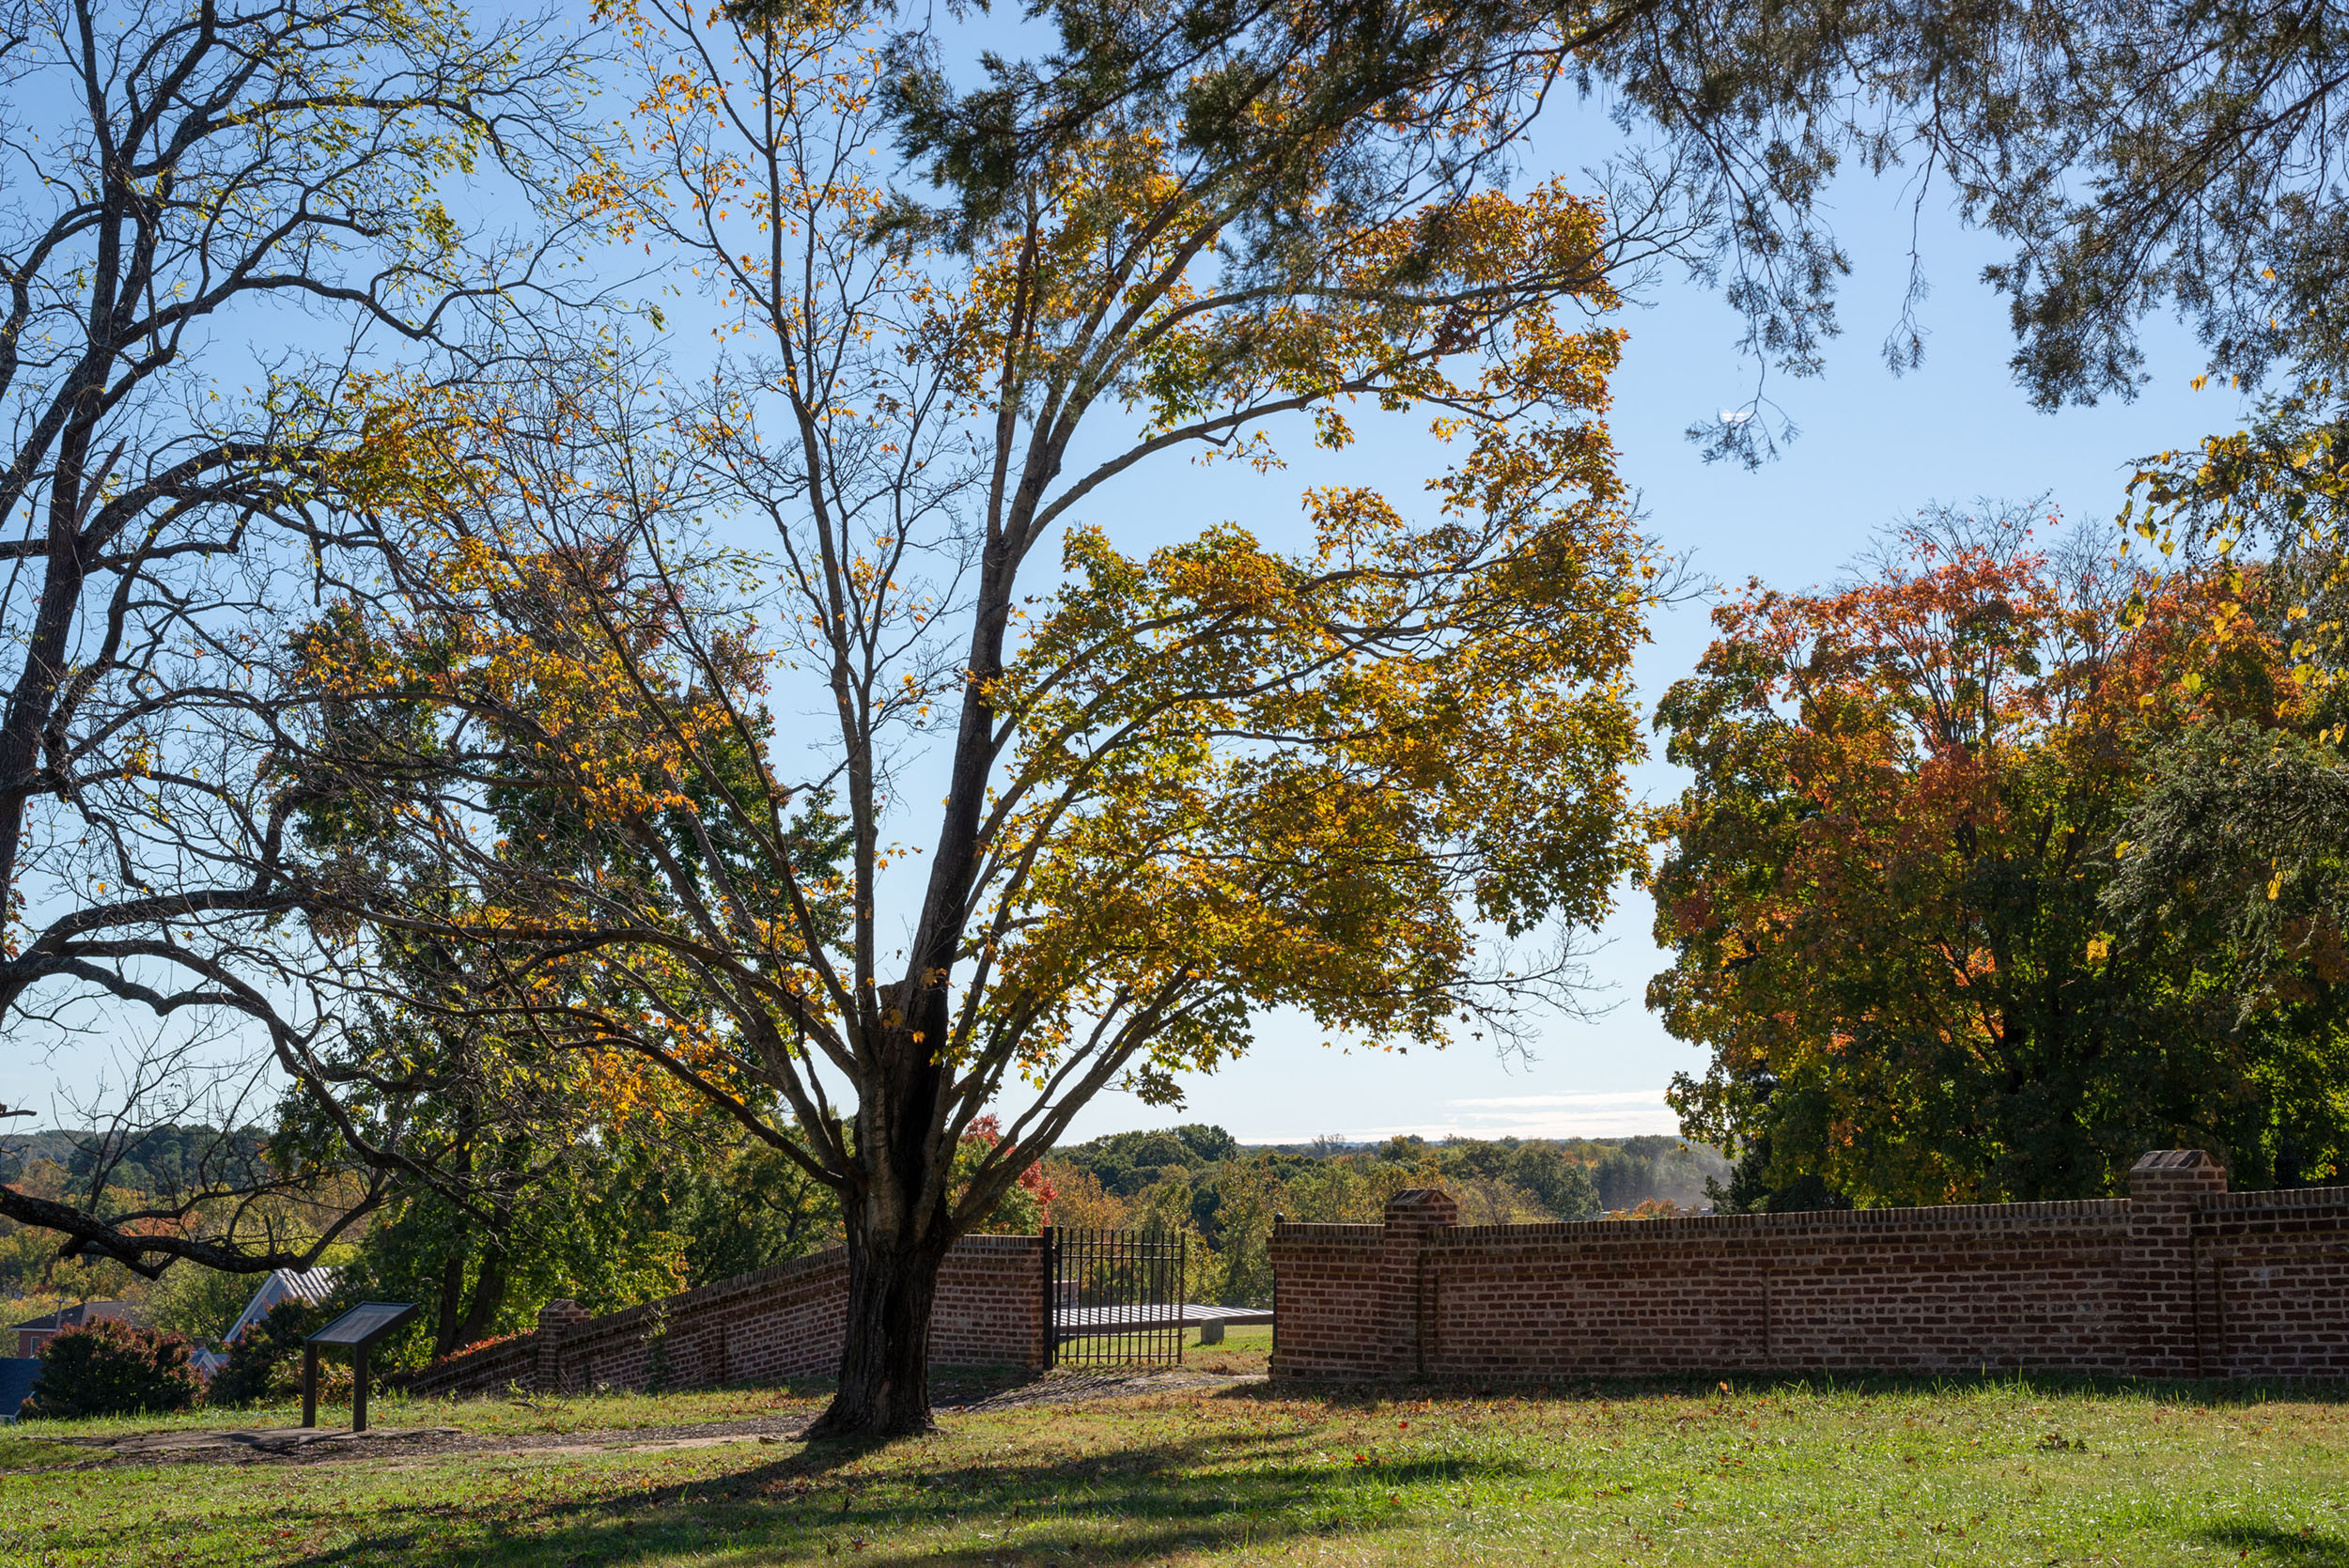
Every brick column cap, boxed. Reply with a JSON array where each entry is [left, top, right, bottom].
[[537, 1298, 591, 1332], [2129, 1149, 2227, 1199], [1383, 1188, 1458, 1226], [2130, 1148, 2221, 1174]]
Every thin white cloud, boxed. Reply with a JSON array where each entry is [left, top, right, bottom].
[[1441, 1092, 1672, 1110], [1240, 1088, 1682, 1143]]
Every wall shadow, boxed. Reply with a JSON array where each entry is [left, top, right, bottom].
[[1245, 1369, 2349, 1408], [2194, 1521, 2349, 1565]]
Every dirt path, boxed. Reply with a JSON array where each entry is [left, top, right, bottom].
[[944, 1368, 1264, 1412], [49, 1416, 815, 1467], [37, 1369, 1270, 1468]]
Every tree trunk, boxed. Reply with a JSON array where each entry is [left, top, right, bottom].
[[808, 1214, 950, 1438], [450, 1241, 511, 1352], [432, 1251, 468, 1359]]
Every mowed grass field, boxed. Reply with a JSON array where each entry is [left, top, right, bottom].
[[2, 1343, 2343, 1567]]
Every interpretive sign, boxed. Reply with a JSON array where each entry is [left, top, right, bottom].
[[302, 1301, 419, 1432]]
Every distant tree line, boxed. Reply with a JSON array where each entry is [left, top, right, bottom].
[[1037, 1126, 1729, 1308]]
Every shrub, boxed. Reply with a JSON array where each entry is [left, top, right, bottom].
[[204, 1298, 327, 1408], [23, 1320, 201, 1419]]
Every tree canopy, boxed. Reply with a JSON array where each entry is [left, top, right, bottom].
[[0, 0, 605, 1273], [257, 0, 1659, 1435], [1648, 504, 2343, 1205], [1579, 0, 2349, 453]]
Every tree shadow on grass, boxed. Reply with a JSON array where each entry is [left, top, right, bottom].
[[248, 1425, 1525, 1567], [2194, 1520, 2349, 1565]]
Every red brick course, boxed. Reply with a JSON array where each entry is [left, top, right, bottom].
[[1269, 1152, 2349, 1383], [404, 1235, 1047, 1397], [2193, 1185, 2349, 1378]]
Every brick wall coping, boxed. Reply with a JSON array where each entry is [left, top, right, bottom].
[[1270, 1222, 1384, 1243], [562, 1245, 848, 1343], [507, 1234, 1039, 1347], [2199, 1182, 2349, 1214], [405, 1247, 849, 1392], [402, 1332, 536, 1396], [1271, 1197, 2134, 1250], [1427, 1197, 2133, 1244], [926, 1234, 1043, 1251]]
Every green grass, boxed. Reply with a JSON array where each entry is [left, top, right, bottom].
[[0, 1435, 77, 1470], [3, 1374, 2346, 1565], [1192, 1325, 1273, 1375], [0, 1367, 1034, 1442]]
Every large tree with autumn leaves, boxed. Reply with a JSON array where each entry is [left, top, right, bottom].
[[1650, 504, 2349, 1209], [277, 0, 1658, 1434]]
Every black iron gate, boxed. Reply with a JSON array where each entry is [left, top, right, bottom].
[[1043, 1226, 1187, 1368]]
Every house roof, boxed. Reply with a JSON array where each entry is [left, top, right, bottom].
[[8, 1300, 137, 1335], [224, 1266, 339, 1344], [0, 1358, 38, 1421]]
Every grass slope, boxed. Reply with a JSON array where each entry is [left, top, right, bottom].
[[1, 1362, 2343, 1565]]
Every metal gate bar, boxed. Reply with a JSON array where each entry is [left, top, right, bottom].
[[1043, 1225, 1186, 1368]]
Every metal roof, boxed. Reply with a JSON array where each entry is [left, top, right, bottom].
[[223, 1266, 339, 1344]]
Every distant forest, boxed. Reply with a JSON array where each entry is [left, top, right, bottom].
[[0, 1126, 270, 1199]]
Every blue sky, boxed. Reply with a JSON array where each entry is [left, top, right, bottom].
[[0, 39, 2240, 1148], [1051, 113, 2239, 1146]]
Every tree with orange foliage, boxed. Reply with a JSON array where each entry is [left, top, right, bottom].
[[953, 1117, 1055, 1235], [1650, 502, 2321, 1208], [284, 0, 1657, 1434]]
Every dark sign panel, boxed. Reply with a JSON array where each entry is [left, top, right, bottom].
[[306, 1301, 420, 1348]]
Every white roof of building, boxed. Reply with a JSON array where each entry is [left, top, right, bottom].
[[223, 1266, 339, 1345], [1055, 1302, 1273, 1330]]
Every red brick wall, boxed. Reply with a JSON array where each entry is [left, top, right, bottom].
[[1270, 1153, 2349, 1383], [404, 1330, 537, 1397], [405, 1235, 1047, 1398], [2196, 1186, 2349, 1378], [1265, 1224, 1385, 1378]]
